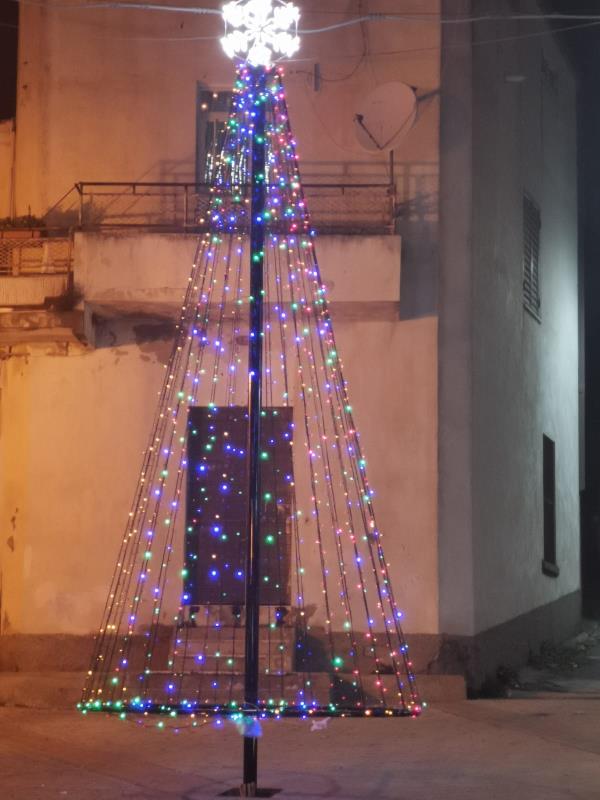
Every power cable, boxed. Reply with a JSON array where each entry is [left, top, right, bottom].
[[7, 0, 600, 72], [11, 1, 600, 28], [47, 17, 600, 52], [299, 12, 600, 34], [285, 19, 600, 65], [11, 0, 221, 13]]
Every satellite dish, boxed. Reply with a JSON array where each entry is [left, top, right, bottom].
[[354, 82, 417, 152]]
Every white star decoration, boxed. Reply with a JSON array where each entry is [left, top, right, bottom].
[[221, 0, 300, 68]]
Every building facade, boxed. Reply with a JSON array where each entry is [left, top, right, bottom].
[[0, 0, 581, 689]]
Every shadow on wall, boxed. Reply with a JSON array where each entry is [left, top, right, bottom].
[[42, 157, 197, 229], [89, 312, 176, 363], [397, 217, 439, 320], [391, 159, 439, 320]]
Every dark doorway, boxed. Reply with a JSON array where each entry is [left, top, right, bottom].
[[185, 405, 293, 606]]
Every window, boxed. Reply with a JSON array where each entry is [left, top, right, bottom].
[[542, 434, 559, 577], [196, 88, 234, 185], [523, 194, 541, 319]]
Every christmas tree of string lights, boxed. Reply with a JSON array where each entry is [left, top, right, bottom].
[[81, 0, 421, 793]]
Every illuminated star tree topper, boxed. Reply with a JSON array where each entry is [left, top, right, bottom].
[[221, 0, 300, 67]]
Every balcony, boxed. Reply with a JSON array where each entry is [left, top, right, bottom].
[[0, 232, 73, 308], [56, 180, 396, 235], [0, 177, 400, 345]]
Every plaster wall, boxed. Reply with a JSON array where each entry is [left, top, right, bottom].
[[74, 232, 403, 305], [14, 0, 441, 200], [0, 119, 14, 218], [14, 1, 440, 295], [0, 232, 438, 636], [437, 0, 475, 636], [470, 5, 580, 633]]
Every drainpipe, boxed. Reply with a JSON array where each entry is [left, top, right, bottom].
[[9, 117, 16, 220]]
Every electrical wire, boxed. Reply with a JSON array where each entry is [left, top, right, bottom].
[[284, 18, 600, 66], [12, 1, 600, 28], [299, 12, 600, 34], [8, 2, 600, 84], [11, 0, 221, 13], [9, 1, 600, 55], [32, 17, 600, 53], [89, 31, 217, 40]]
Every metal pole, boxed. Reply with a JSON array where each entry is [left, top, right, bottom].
[[242, 65, 267, 798], [77, 184, 83, 229]]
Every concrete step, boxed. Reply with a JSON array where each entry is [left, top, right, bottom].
[[0, 632, 455, 676], [172, 625, 295, 674], [0, 671, 465, 710]]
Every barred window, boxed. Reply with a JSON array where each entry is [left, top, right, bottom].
[[523, 194, 541, 319], [542, 434, 559, 577], [195, 88, 247, 186]]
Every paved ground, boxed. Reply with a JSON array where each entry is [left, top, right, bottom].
[[1, 695, 600, 799], [2, 631, 600, 799]]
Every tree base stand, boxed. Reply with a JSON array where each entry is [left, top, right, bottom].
[[220, 786, 280, 797]]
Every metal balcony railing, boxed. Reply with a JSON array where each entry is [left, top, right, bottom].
[[70, 181, 396, 234], [0, 235, 73, 277]]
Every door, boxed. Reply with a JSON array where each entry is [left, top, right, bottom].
[[185, 405, 293, 606]]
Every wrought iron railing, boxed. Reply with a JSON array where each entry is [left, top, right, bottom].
[[0, 235, 73, 277], [68, 181, 395, 234]]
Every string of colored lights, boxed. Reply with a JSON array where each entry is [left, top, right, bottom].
[[80, 64, 421, 723]]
